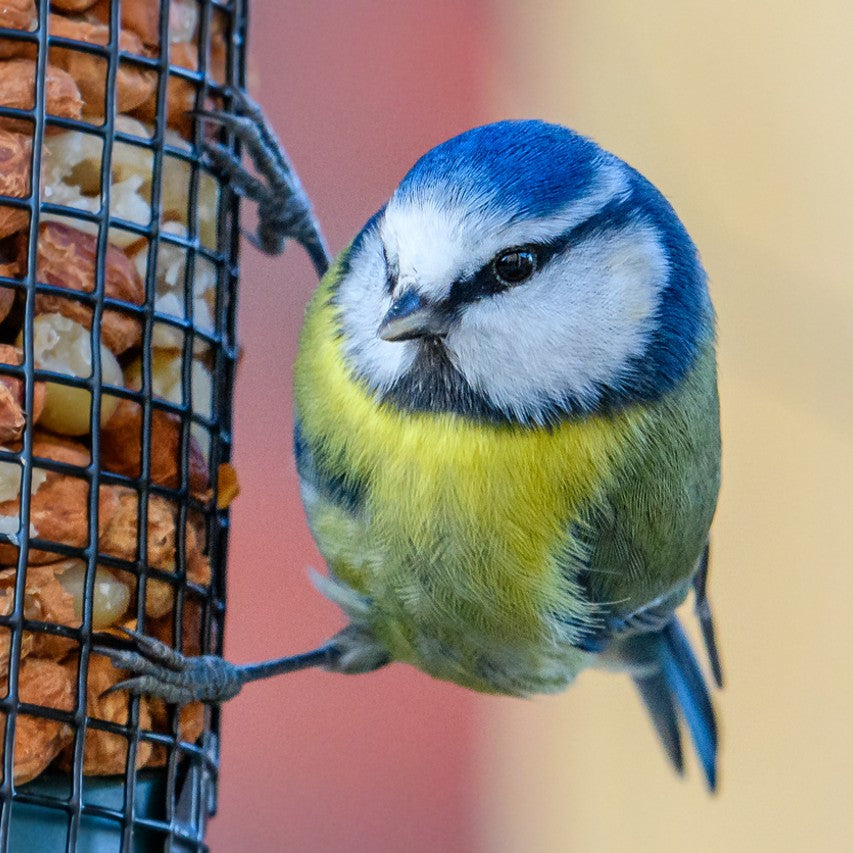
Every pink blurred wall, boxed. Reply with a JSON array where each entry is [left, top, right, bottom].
[[209, 3, 495, 850], [207, 4, 853, 850]]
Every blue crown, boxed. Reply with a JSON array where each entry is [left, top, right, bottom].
[[395, 120, 607, 220]]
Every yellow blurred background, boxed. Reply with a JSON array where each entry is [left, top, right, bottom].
[[480, 3, 853, 851], [213, 2, 853, 850]]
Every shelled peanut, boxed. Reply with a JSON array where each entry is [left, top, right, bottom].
[[0, 0, 235, 784]]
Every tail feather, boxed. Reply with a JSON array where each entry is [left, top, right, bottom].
[[659, 619, 718, 790], [693, 544, 724, 688], [625, 618, 718, 790], [632, 670, 684, 776]]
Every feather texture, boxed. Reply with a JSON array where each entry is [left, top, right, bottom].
[[295, 254, 719, 705], [293, 120, 722, 783]]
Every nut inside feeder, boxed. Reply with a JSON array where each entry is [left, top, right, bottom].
[[0, 0, 244, 848]]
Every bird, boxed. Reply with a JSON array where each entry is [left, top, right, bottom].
[[97, 104, 723, 789]]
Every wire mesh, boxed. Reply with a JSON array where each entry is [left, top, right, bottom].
[[0, 0, 247, 849]]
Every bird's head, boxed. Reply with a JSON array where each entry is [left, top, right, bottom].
[[334, 120, 712, 426]]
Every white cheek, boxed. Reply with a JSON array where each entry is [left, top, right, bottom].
[[337, 236, 417, 391], [449, 223, 667, 418]]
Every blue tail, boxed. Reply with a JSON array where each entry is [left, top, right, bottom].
[[630, 619, 718, 790]]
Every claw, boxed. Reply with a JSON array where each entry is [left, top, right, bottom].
[[110, 627, 189, 670], [226, 87, 262, 118], [101, 676, 149, 699], [240, 228, 265, 251], [190, 109, 253, 134], [188, 106, 246, 124], [101, 674, 203, 705], [189, 89, 263, 129], [191, 88, 331, 274], [112, 625, 155, 646], [202, 138, 239, 167], [93, 645, 183, 679]]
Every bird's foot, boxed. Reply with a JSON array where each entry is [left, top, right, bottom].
[[195, 88, 330, 274], [325, 624, 391, 674], [94, 627, 245, 705]]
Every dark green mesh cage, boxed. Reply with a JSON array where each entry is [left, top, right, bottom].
[[0, 0, 247, 848]]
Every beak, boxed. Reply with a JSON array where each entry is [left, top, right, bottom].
[[378, 290, 451, 342]]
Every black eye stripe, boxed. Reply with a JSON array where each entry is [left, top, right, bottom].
[[422, 196, 638, 311], [447, 241, 561, 307], [445, 195, 640, 309]]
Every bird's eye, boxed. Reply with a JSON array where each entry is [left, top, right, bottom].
[[493, 248, 537, 285]]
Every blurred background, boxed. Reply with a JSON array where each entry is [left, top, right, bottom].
[[210, 1, 853, 850]]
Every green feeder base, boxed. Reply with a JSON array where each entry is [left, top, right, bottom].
[[8, 770, 201, 851]]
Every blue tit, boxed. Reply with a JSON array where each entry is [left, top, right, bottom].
[[101, 115, 722, 789], [292, 120, 722, 787]]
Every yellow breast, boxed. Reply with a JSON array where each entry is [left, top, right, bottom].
[[294, 270, 640, 692]]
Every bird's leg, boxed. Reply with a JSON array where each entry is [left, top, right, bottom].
[[195, 88, 331, 277], [93, 625, 389, 706]]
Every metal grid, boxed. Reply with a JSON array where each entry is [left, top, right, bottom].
[[0, 0, 247, 848]]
